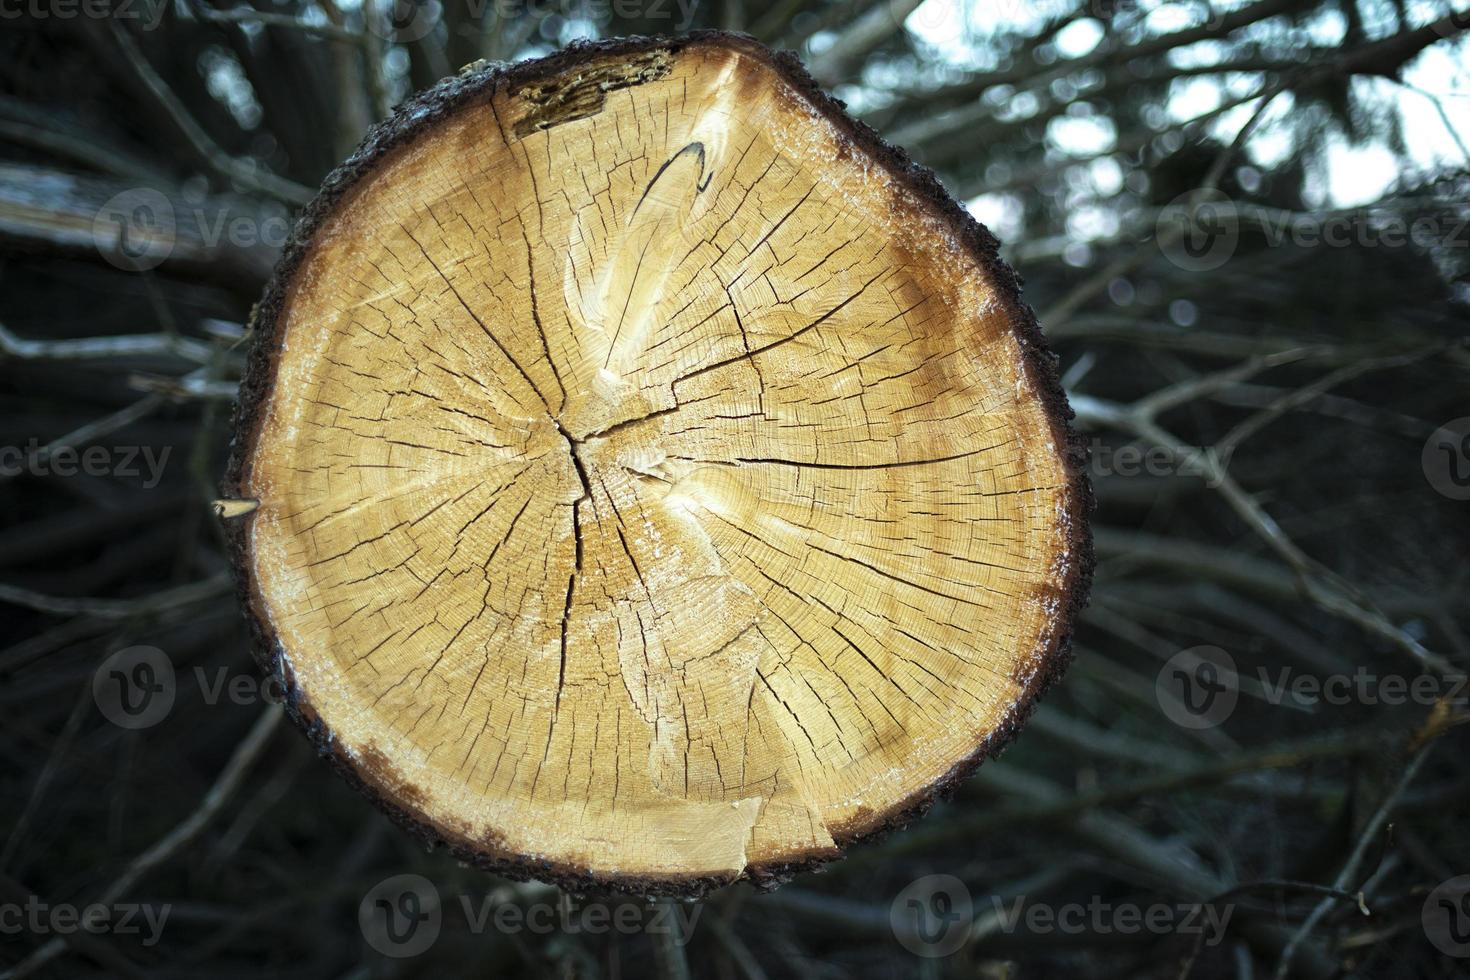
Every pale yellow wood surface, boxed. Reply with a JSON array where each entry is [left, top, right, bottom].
[[234, 37, 1085, 886]]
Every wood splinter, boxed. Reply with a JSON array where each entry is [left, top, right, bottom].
[[221, 33, 1092, 895], [213, 498, 260, 519]]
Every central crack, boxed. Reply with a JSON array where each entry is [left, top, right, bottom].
[[560, 423, 594, 505], [554, 419, 591, 721]]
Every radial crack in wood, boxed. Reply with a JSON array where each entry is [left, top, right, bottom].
[[221, 32, 1092, 895]]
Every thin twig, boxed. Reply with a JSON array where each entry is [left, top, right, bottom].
[[1271, 739, 1437, 979], [3, 706, 283, 979], [190, 4, 361, 41], [106, 21, 314, 205], [0, 321, 213, 364], [650, 898, 694, 980], [0, 572, 231, 619], [0, 394, 165, 486]]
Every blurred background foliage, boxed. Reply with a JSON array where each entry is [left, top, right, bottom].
[[2, 0, 1469, 977]]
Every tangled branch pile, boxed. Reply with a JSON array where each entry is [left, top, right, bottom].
[[2, 2, 1468, 977]]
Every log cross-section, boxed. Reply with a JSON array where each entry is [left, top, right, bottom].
[[222, 32, 1092, 894]]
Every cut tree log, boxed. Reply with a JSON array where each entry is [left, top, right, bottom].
[[220, 32, 1092, 895]]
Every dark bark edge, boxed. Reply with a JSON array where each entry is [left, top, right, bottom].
[[220, 30, 1095, 899]]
